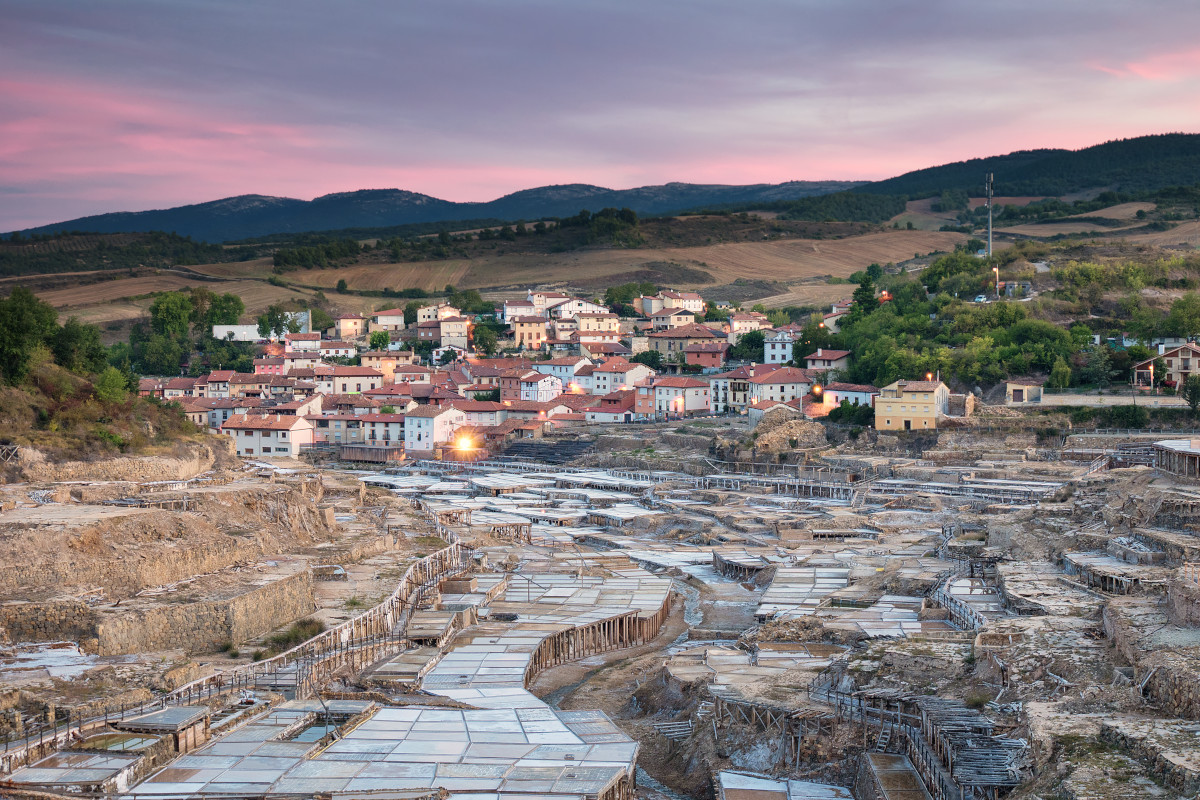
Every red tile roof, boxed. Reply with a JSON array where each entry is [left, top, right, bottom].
[[221, 414, 309, 431]]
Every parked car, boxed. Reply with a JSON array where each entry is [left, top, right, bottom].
[[973, 295, 989, 303]]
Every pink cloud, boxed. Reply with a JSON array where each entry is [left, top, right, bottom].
[[1091, 49, 1200, 81]]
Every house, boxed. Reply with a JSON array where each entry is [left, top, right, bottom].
[[647, 323, 723, 356], [822, 310, 848, 333], [221, 414, 314, 458], [511, 317, 548, 351], [519, 372, 563, 402], [417, 320, 441, 344], [446, 400, 509, 428], [404, 405, 466, 456], [1005, 380, 1044, 404], [650, 308, 697, 330], [727, 313, 771, 344], [549, 298, 609, 319], [581, 341, 632, 359], [373, 308, 408, 330], [585, 390, 636, 423], [591, 358, 654, 395], [1133, 344, 1200, 387], [684, 342, 730, 369], [163, 377, 198, 399], [532, 356, 592, 385], [707, 364, 783, 414], [432, 345, 468, 364], [305, 413, 364, 444], [574, 312, 621, 334], [805, 348, 851, 373], [319, 341, 357, 359], [359, 413, 406, 444], [417, 304, 461, 323], [652, 376, 710, 417], [875, 380, 950, 431], [331, 366, 384, 394], [253, 357, 285, 375], [359, 351, 408, 382], [747, 366, 817, 406], [503, 299, 537, 324], [822, 382, 879, 408], [335, 314, 367, 339], [764, 331, 795, 365], [138, 378, 165, 398], [285, 332, 322, 352], [528, 291, 573, 316], [439, 317, 470, 349], [658, 291, 706, 315]]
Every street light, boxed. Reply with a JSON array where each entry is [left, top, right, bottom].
[[993, 266, 1000, 300]]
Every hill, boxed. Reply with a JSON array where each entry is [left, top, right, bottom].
[[13, 181, 860, 243], [858, 133, 1200, 198]]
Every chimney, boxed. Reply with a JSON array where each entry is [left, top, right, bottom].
[[817, 348, 823, 357]]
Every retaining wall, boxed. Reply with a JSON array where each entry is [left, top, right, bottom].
[[95, 570, 316, 655]]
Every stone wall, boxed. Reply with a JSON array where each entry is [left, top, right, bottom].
[[0, 601, 98, 645], [1166, 580, 1200, 628], [95, 570, 316, 655]]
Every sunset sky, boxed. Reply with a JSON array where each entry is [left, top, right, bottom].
[[3, 0, 1200, 231]]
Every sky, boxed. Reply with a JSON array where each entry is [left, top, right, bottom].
[[3, 0, 1200, 231]]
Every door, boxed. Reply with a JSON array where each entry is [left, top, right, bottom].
[[904, 420, 912, 431], [1013, 389, 1024, 403]]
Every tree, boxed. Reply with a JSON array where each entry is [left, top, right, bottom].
[[731, 329, 766, 363], [473, 325, 498, 356], [1080, 347, 1112, 389], [849, 277, 879, 321], [257, 305, 294, 338], [140, 334, 184, 375], [1049, 356, 1072, 389], [94, 366, 129, 403], [369, 331, 391, 351], [336, 279, 348, 293], [0, 286, 58, 384], [630, 350, 663, 370], [309, 307, 334, 332], [404, 301, 425, 325], [1184, 375, 1200, 416], [204, 293, 245, 327], [50, 317, 107, 374], [149, 292, 194, 340], [1166, 293, 1200, 338]]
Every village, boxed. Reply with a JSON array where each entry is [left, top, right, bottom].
[[7, 326, 1200, 799]]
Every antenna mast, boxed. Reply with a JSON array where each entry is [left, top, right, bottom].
[[985, 172, 994, 260]]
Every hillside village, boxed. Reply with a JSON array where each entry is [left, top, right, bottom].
[[131, 287, 893, 462]]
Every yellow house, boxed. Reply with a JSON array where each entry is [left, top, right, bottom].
[[575, 312, 621, 334], [512, 316, 548, 350], [875, 380, 949, 431]]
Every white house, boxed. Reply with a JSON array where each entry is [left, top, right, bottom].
[[285, 332, 322, 352], [652, 377, 710, 417], [519, 372, 564, 402], [373, 308, 408, 330], [404, 405, 465, 456], [447, 400, 509, 428], [765, 331, 795, 365], [319, 341, 357, 359], [221, 414, 314, 458], [331, 366, 384, 394], [532, 356, 592, 385], [748, 367, 816, 406], [805, 348, 851, 373], [359, 413, 406, 444], [591, 358, 653, 395], [823, 382, 879, 408], [550, 298, 609, 319]]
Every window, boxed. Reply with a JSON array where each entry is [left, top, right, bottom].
[[262, 446, 272, 453]]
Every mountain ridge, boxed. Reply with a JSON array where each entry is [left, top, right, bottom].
[[14, 181, 859, 243]]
